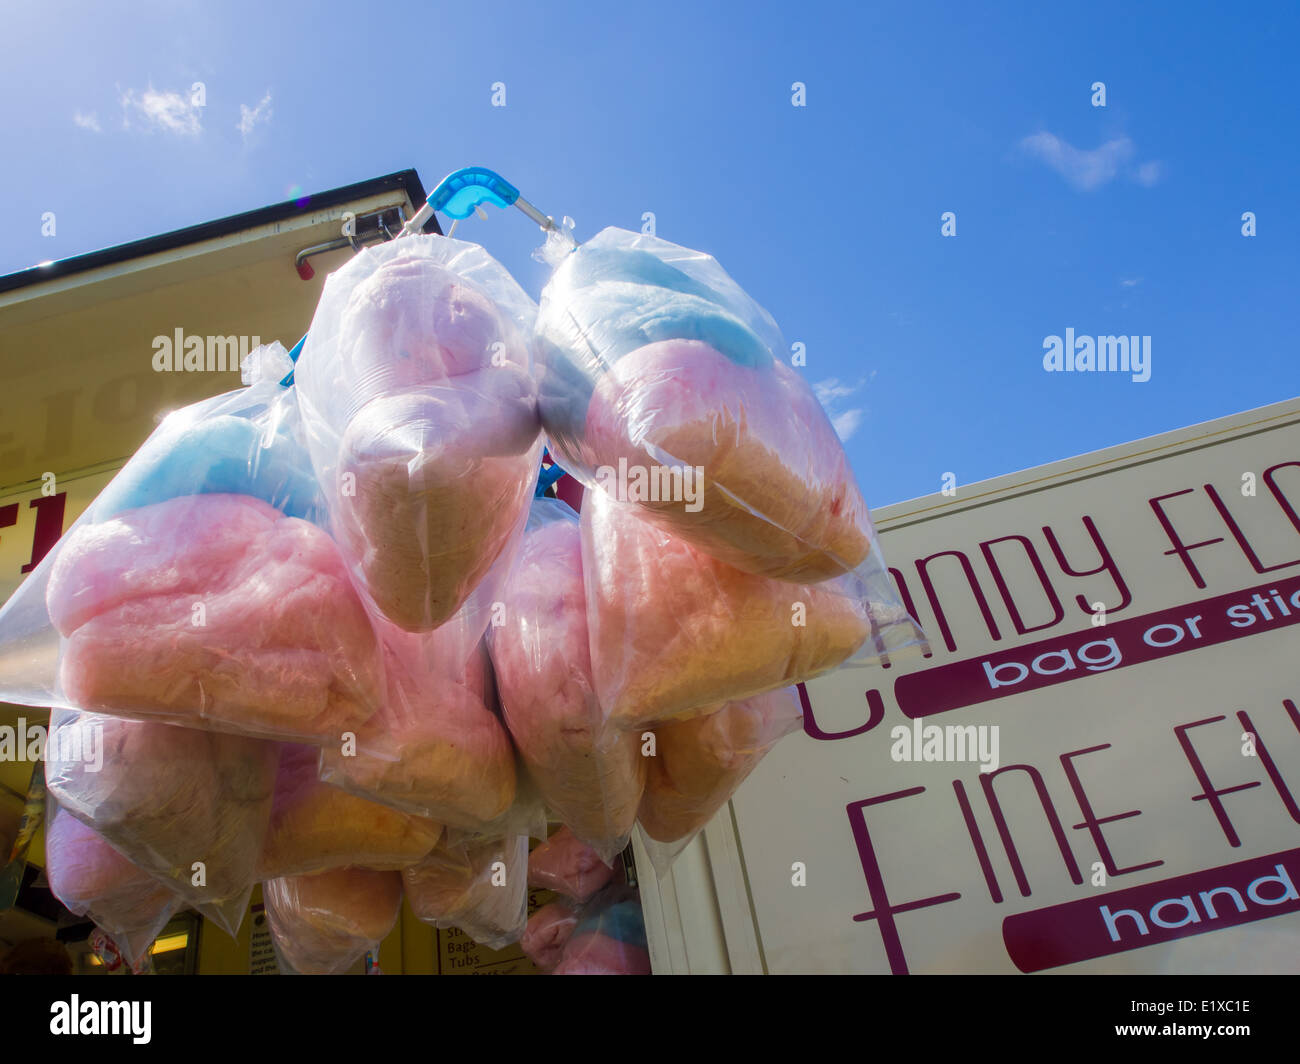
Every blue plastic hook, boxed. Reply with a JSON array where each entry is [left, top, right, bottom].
[[279, 332, 308, 387], [421, 166, 575, 244], [281, 166, 573, 387], [428, 167, 522, 220], [535, 450, 567, 498]]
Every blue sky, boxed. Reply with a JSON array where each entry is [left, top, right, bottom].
[[2, 0, 1296, 508]]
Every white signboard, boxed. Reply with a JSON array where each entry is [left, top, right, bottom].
[[648, 398, 1300, 974]]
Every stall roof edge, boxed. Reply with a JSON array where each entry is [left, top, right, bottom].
[[0, 168, 442, 296]]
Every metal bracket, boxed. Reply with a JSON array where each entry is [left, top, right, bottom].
[[294, 205, 408, 280]]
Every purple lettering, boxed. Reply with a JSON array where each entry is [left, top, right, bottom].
[[980, 764, 1083, 896], [1042, 515, 1132, 615], [980, 534, 1065, 636], [846, 788, 962, 975], [1060, 744, 1162, 877], [1149, 490, 1223, 590], [1174, 716, 1259, 847], [915, 549, 1001, 653], [1205, 483, 1300, 574]]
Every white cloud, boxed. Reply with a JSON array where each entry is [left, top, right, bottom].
[[1120, 277, 1142, 287], [73, 111, 102, 133], [1020, 132, 1135, 191], [121, 85, 202, 136], [813, 378, 857, 404], [831, 408, 864, 442], [1135, 160, 1164, 187], [238, 91, 273, 139], [814, 376, 869, 442], [1020, 132, 1167, 192]]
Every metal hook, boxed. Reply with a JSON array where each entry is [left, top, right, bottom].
[[402, 166, 577, 248]]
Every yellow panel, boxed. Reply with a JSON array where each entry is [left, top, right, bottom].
[[0, 743, 40, 799], [196, 884, 261, 975], [376, 905, 404, 974], [0, 191, 414, 493], [398, 896, 436, 975]]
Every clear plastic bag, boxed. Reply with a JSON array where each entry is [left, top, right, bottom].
[[44, 709, 277, 935], [88, 927, 158, 975], [489, 499, 643, 860], [43, 801, 180, 968], [318, 621, 519, 833], [0, 343, 385, 746], [526, 825, 618, 903], [295, 235, 544, 633], [551, 885, 651, 975], [535, 227, 876, 584], [258, 743, 442, 880], [93, 342, 329, 526], [638, 687, 802, 869], [581, 489, 916, 728], [264, 866, 402, 976], [401, 834, 528, 950], [519, 898, 580, 972]]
